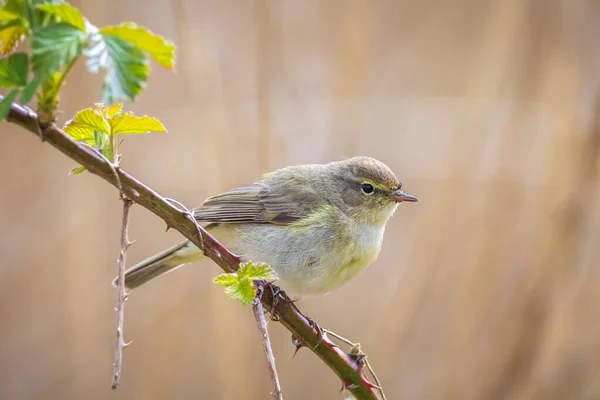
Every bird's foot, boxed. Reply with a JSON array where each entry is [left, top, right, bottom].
[[306, 316, 326, 346]]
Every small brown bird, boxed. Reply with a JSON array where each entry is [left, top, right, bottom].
[[117, 156, 418, 297]]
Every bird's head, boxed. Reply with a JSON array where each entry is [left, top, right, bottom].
[[325, 156, 418, 225]]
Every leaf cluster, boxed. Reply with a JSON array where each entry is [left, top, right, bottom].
[[0, 0, 176, 119], [63, 102, 166, 171], [214, 262, 279, 305]]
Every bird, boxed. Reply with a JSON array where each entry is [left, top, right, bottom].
[[116, 156, 418, 297]]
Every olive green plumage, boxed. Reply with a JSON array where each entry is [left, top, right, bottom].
[[117, 156, 418, 297]]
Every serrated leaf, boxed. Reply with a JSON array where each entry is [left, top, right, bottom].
[[100, 22, 175, 70], [0, 19, 26, 55], [110, 113, 166, 135], [0, 87, 18, 120], [238, 261, 278, 282], [84, 25, 149, 105], [213, 274, 239, 287], [31, 22, 85, 80], [19, 77, 38, 104], [36, 3, 85, 32], [101, 35, 148, 104], [0, 52, 28, 87], [224, 280, 257, 305], [104, 102, 122, 117], [63, 107, 110, 143]]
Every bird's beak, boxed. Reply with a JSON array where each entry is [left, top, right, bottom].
[[392, 190, 419, 203]]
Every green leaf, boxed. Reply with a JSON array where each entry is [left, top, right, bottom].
[[0, 87, 18, 120], [36, 3, 85, 32], [101, 35, 148, 104], [31, 22, 85, 80], [0, 19, 26, 55], [100, 22, 175, 70], [238, 261, 279, 282], [213, 262, 277, 305], [0, 9, 20, 22], [213, 274, 239, 287], [0, 52, 28, 87], [69, 165, 86, 175], [37, 70, 58, 104], [84, 24, 149, 104], [63, 107, 110, 143], [110, 113, 166, 135], [19, 77, 38, 104], [224, 280, 257, 305], [2, 0, 26, 18], [103, 103, 122, 117]]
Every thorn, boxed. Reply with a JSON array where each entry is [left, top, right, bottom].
[[361, 376, 382, 390], [291, 334, 306, 358], [340, 380, 349, 393], [340, 380, 359, 392], [124, 340, 133, 347]]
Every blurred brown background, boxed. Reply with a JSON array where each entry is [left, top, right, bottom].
[[2, 0, 600, 399]]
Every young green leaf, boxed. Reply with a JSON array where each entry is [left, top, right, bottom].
[[2, 0, 26, 19], [19, 77, 38, 104], [36, 3, 86, 32], [213, 262, 278, 305], [0, 52, 28, 87], [0, 19, 26, 55], [110, 113, 166, 135], [213, 274, 239, 287], [0, 9, 20, 22], [238, 261, 279, 282], [69, 165, 87, 175], [31, 22, 85, 80], [0, 87, 18, 120], [63, 107, 110, 144], [100, 22, 175, 70], [225, 281, 257, 305], [104, 103, 122, 118]]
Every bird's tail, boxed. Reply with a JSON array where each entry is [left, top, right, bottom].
[[113, 240, 204, 290]]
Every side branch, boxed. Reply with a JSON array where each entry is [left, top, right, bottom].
[[112, 198, 133, 389], [253, 296, 283, 400], [4, 100, 379, 400]]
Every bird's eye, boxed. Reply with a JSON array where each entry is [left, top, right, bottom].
[[361, 183, 374, 194]]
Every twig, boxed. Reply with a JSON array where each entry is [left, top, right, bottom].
[[325, 330, 386, 400], [111, 198, 133, 390], [253, 293, 283, 400], [3, 98, 381, 400]]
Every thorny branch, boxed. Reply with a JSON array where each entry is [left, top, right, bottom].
[[253, 292, 283, 400], [111, 198, 133, 389], [3, 98, 381, 400]]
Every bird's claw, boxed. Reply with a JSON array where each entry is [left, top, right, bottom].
[[306, 316, 325, 346]]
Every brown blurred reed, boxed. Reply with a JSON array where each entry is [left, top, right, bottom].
[[1, 1, 599, 399]]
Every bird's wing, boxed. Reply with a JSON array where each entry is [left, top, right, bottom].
[[193, 182, 320, 225]]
